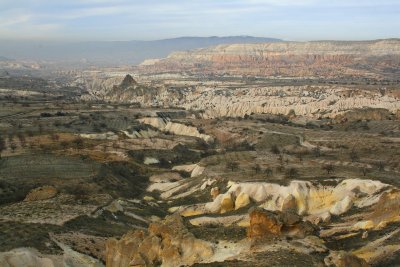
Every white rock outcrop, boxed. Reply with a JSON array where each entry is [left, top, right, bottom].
[[80, 132, 118, 140], [189, 179, 389, 219], [172, 163, 205, 177], [138, 117, 214, 143]]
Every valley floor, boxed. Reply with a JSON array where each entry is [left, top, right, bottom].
[[0, 77, 399, 267]]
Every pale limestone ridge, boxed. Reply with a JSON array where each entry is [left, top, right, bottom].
[[167, 39, 400, 59], [138, 117, 214, 143]]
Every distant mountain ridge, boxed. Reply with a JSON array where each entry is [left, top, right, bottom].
[[0, 36, 282, 66], [0, 56, 11, 61]]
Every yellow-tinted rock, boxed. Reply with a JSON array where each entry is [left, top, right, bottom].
[[234, 192, 250, 210], [220, 193, 234, 214], [106, 215, 213, 267], [24, 186, 57, 202]]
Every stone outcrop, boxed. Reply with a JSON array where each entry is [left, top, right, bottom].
[[334, 108, 392, 123], [210, 187, 220, 200], [230, 179, 387, 217], [183, 179, 388, 219], [24, 186, 58, 202], [247, 208, 283, 239], [234, 192, 251, 210], [80, 132, 118, 141], [119, 74, 137, 88], [351, 189, 400, 231], [0, 245, 104, 267], [247, 208, 316, 240], [220, 193, 234, 213], [0, 248, 62, 267], [281, 194, 297, 213], [172, 163, 205, 177], [325, 250, 369, 267], [149, 172, 183, 183], [105, 215, 213, 267], [139, 117, 214, 143]]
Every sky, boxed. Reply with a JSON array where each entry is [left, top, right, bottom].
[[0, 0, 399, 41]]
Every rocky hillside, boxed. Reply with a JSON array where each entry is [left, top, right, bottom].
[[139, 39, 400, 79], [81, 74, 400, 120]]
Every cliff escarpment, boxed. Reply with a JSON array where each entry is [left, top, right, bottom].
[[139, 39, 400, 79]]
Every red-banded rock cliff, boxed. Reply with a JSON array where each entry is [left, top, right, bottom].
[[139, 39, 400, 79]]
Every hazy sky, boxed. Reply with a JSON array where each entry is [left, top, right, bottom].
[[0, 0, 399, 41]]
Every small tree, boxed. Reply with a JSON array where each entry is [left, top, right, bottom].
[[252, 164, 261, 174], [60, 141, 69, 151], [0, 136, 6, 158], [361, 167, 370, 176], [297, 153, 303, 162], [158, 158, 170, 168], [264, 167, 273, 177], [376, 161, 385, 172], [50, 133, 60, 142], [271, 144, 280, 155], [226, 161, 239, 172], [285, 167, 299, 179], [322, 164, 335, 175], [276, 164, 285, 173], [278, 154, 284, 164], [312, 146, 321, 157], [17, 133, 26, 148], [10, 143, 17, 153], [350, 149, 359, 162], [73, 138, 84, 150], [38, 124, 44, 134]]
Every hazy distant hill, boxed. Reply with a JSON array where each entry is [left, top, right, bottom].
[[0, 36, 281, 66], [0, 56, 11, 61]]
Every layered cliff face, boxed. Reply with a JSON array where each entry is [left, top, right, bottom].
[[139, 39, 400, 79]]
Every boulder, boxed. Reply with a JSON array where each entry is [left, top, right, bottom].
[[281, 194, 297, 213], [24, 186, 57, 202], [247, 208, 316, 240], [280, 211, 301, 226], [234, 192, 251, 210], [247, 208, 283, 239], [220, 193, 234, 214], [305, 211, 331, 225], [105, 200, 124, 213], [201, 179, 216, 190], [330, 195, 353, 215]]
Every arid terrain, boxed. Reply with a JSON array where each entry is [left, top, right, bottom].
[[0, 39, 400, 267]]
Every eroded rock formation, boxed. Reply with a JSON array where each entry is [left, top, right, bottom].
[[139, 117, 214, 143], [24, 186, 58, 202], [196, 179, 388, 219], [105, 215, 213, 267], [247, 208, 316, 240]]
